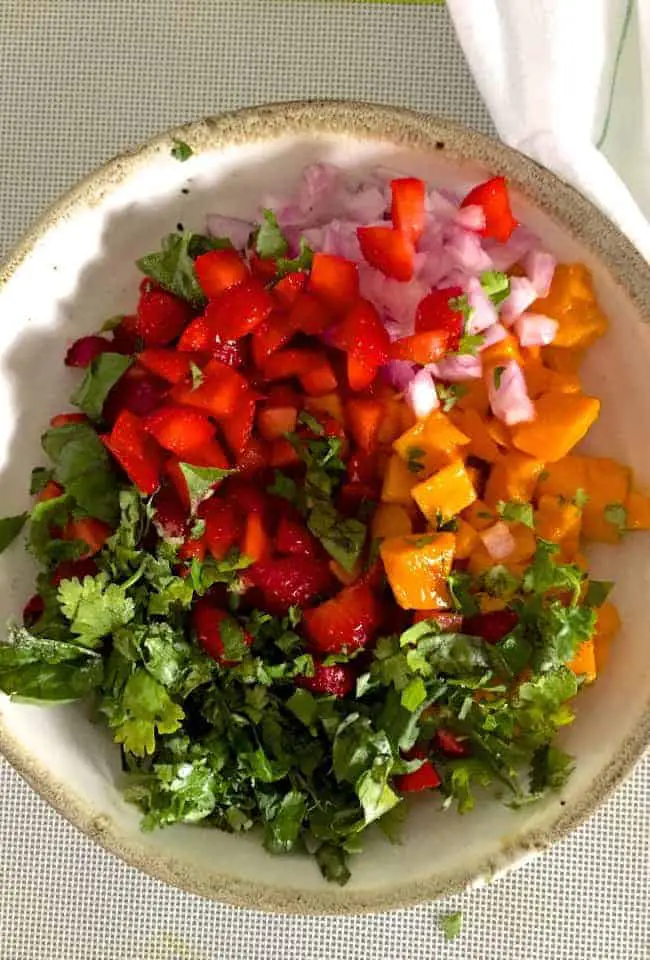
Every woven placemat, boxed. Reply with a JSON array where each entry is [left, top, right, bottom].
[[1, 3, 649, 958]]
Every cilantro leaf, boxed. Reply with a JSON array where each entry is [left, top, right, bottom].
[[58, 573, 135, 646], [178, 462, 233, 513], [528, 600, 596, 673], [28, 494, 87, 565], [436, 383, 467, 412], [480, 270, 510, 305], [438, 912, 463, 941], [103, 667, 185, 756], [445, 758, 493, 814], [406, 446, 426, 475], [70, 352, 133, 420], [498, 500, 534, 528], [264, 790, 306, 854], [171, 138, 193, 161], [308, 502, 366, 573], [522, 539, 584, 601], [315, 844, 351, 886], [137, 231, 229, 307], [41, 422, 120, 524], [457, 333, 485, 356], [481, 564, 519, 599], [447, 570, 480, 616], [256, 210, 289, 260], [573, 488, 590, 509], [529, 744, 574, 795], [276, 237, 313, 277], [400, 675, 427, 712], [604, 502, 628, 534], [218, 616, 248, 663], [0, 513, 28, 554], [0, 624, 103, 703]]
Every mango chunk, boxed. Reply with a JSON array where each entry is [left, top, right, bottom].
[[380, 532, 456, 610]]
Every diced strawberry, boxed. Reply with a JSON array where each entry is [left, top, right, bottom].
[[241, 512, 271, 563], [152, 485, 189, 540], [262, 347, 324, 382], [36, 480, 64, 503], [300, 359, 338, 397], [266, 384, 304, 409], [413, 610, 464, 631], [296, 661, 356, 698], [434, 729, 470, 758], [288, 291, 332, 335], [235, 437, 270, 475], [177, 315, 213, 352], [49, 412, 89, 429], [61, 517, 112, 557], [391, 177, 426, 244], [102, 409, 163, 495], [309, 253, 359, 313], [194, 249, 249, 298], [357, 226, 415, 281], [248, 252, 279, 283], [171, 360, 247, 420], [414, 286, 464, 351], [220, 389, 256, 457], [463, 610, 519, 644], [136, 287, 193, 346], [192, 597, 253, 665], [337, 481, 378, 516], [50, 558, 99, 587], [222, 478, 269, 519], [23, 594, 44, 627], [110, 314, 140, 354], [461, 176, 517, 243], [402, 742, 430, 761], [204, 280, 273, 341], [276, 514, 317, 557], [330, 300, 390, 392], [346, 398, 384, 452], [178, 537, 207, 563], [347, 450, 379, 485], [302, 583, 382, 655], [346, 355, 377, 392], [103, 366, 168, 423], [143, 405, 216, 456], [257, 405, 298, 441], [389, 330, 448, 364], [268, 437, 301, 468], [139, 348, 205, 384], [251, 315, 293, 369], [199, 497, 241, 560], [211, 336, 247, 369], [394, 760, 441, 793], [246, 556, 333, 615], [273, 271, 307, 308], [65, 335, 113, 368]]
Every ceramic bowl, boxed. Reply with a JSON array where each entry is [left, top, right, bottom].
[[1, 101, 650, 915]]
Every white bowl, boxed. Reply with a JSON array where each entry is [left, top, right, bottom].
[[1, 101, 650, 915]]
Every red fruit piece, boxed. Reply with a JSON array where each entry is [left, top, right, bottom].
[[276, 514, 318, 557], [309, 253, 359, 313], [389, 330, 449, 365], [347, 450, 379, 486], [102, 409, 163, 495], [287, 291, 332, 335], [273, 271, 307, 308], [346, 398, 384, 452], [241, 513, 271, 563], [329, 300, 390, 391], [220, 389, 256, 456], [50, 412, 89, 429], [268, 437, 301, 469], [36, 480, 64, 503], [199, 498, 241, 560], [152, 485, 189, 540], [302, 583, 382, 655], [434, 729, 470, 758], [461, 175, 517, 243], [251, 315, 293, 369], [394, 760, 441, 793], [110, 315, 140, 354], [143, 405, 216, 456], [296, 662, 356, 699], [222, 478, 269, 519], [136, 287, 193, 346], [235, 437, 270, 476], [415, 286, 464, 352], [61, 517, 112, 557], [301, 360, 338, 397], [23, 595, 44, 628], [211, 336, 247, 369], [246, 556, 333, 615], [463, 609, 519, 644], [177, 315, 213, 353], [204, 280, 273, 341], [194, 248, 249, 298], [257, 405, 298, 441], [171, 359, 247, 420], [391, 177, 426, 245], [178, 537, 207, 564], [65, 335, 113, 368], [103, 365, 168, 423], [357, 225, 415, 281], [192, 597, 253, 665], [413, 610, 464, 631], [139, 348, 205, 384], [50, 558, 98, 587]]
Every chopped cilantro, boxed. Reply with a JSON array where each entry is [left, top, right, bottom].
[[480, 269, 510, 306], [493, 365, 506, 389], [498, 500, 534, 528], [604, 502, 628, 533], [256, 209, 289, 260], [308, 502, 366, 573], [436, 383, 467, 412], [573, 488, 590, 509], [406, 446, 426, 474], [276, 237, 313, 277], [170, 139, 193, 162], [189, 362, 204, 389], [456, 333, 485, 356]]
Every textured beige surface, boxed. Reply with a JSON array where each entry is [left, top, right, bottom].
[[1, 2, 649, 958]]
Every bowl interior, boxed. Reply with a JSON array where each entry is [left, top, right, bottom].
[[1, 111, 650, 912]]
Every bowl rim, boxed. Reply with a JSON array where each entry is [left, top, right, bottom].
[[1, 98, 650, 915]]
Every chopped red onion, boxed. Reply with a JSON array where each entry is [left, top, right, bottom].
[[514, 313, 558, 347], [466, 276, 498, 333], [446, 227, 494, 274], [406, 368, 439, 418], [431, 354, 482, 381], [298, 163, 342, 217], [488, 359, 535, 425], [500, 276, 538, 325], [383, 359, 417, 391], [480, 522, 515, 561], [479, 322, 508, 350], [524, 249, 556, 298], [206, 215, 253, 250], [344, 186, 388, 223], [454, 204, 486, 232]]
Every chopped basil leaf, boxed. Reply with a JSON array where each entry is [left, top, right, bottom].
[[498, 500, 534, 528], [0, 513, 28, 554], [137, 231, 229, 306], [170, 139, 193, 162], [256, 209, 289, 260], [308, 502, 366, 573], [178, 463, 233, 513], [71, 353, 133, 420], [406, 446, 426, 474]]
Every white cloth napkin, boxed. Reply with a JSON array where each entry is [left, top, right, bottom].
[[446, 0, 650, 260]]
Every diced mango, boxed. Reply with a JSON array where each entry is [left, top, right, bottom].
[[511, 392, 600, 462], [381, 454, 419, 505], [455, 518, 479, 559], [523, 355, 552, 399], [544, 370, 582, 395], [485, 452, 545, 506], [463, 499, 497, 531], [467, 544, 495, 577], [481, 334, 522, 372], [377, 397, 412, 445], [581, 457, 631, 543], [543, 346, 584, 375], [625, 490, 650, 530], [371, 503, 413, 540], [533, 264, 608, 350], [412, 459, 477, 523], [536, 455, 588, 500], [393, 410, 470, 475], [305, 392, 344, 423], [593, 601, 621, 672], [485, 417, 512, 450], [535, 494, 582, 544], [507, 523, 537, 563], [452, 407, 500, 463], [379, 532, 456, 610], [567, 639, 597, 683], [456, 379, 490, 417]]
